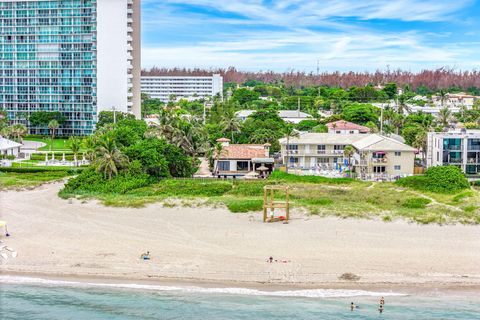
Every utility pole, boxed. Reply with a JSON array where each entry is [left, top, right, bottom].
[[203, 102, 206, 125], [380, 105, 384, 135], [297, 97, 301, 116], [316, 59, 319, 76], [112, 106, 116, 124]]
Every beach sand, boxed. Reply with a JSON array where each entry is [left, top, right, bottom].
[[1, 183, 479, 291]]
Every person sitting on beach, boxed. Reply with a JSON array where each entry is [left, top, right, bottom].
[[140, 251, 150, 260], [267, 256, 273, 263], [380, 297, 385, 305]]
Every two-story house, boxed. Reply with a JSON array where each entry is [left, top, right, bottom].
[[279, 133, 416, 180]]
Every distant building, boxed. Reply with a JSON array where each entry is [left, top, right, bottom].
[[427, 129, 480, 175], [141, 74, 223, 103], [214, 138, 273, 178], [279, 133, 416, 180], [326, 120, 371, 134], [0, 0, 142, 135], [431, 93, 478, 108], [236, 110, 312, 124]]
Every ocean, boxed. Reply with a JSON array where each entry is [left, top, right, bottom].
[[1, 276, 479, 320]]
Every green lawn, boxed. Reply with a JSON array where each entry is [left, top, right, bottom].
[[59, 174, 480, 225], [24, 137, 85, 152], [0, 171, 72, 189]]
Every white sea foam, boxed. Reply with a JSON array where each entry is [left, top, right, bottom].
[[0, 275, 407, 298]]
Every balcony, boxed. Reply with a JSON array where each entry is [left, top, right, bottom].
[[371, 157, 388, 164], [444, 145, 462, 151]]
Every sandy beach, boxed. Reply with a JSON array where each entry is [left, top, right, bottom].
[[1, 183, 479, 291]]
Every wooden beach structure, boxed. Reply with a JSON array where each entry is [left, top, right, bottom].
[[263, 185, 290, 223]]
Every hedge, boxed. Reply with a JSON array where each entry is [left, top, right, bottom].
[[0, 166, 85, 174], [396, 166, 470, 193]]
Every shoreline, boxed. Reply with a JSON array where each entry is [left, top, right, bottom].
[[3, 271, 480, 297]]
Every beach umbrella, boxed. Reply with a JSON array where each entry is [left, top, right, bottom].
[[257, 165, 269, 171]]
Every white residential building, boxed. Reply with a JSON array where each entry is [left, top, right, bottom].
[[0, 0, 141, 135], [236, 110, 312, 124], [427, 129, 480, 175], [141, 74, 223, 102], [279, 133, 416, 180]]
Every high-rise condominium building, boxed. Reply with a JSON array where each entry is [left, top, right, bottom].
[[141, 74, 223, 103], [0, 0, 141, 136]]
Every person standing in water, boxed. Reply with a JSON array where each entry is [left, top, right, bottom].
[[350, 302, 355, 311], [379, 304, 384, 314], [380, 297, 385, 305]]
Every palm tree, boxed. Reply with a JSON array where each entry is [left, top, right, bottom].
[[10, 124, 27, 142], [213, 142, 223, 176], [343, 145, 355, 171], [174, 119, 209, 167], [48, 120, 59, 140], [220, 109, 241, 142], [284, 124, 300, 173], [412, 130, 427, 167], [67, 137, 82, 166], [83, 136, 97, 161], [396, 94, 410, 115], [438, 89, 448, 107], [438, 107, 451, 129], [93, 137, 128, 179]]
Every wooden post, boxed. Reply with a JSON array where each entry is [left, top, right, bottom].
[[286, 187, 290, 221], [263, 186, 267, 222]]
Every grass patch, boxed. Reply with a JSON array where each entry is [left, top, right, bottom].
[[402, 197, 432, 209], [270, 171, 356, 184], [225, 199, 264, 213], [24, 137, 86, 152], [0, 171, 71, 189]]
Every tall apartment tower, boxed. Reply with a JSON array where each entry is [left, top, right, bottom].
[[0, 0, 141, 136]]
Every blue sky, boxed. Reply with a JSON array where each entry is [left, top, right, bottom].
[[141, 0, 480, 72]]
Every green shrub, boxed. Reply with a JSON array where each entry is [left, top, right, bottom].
[[402, 197, 431, 209], [425, 166, 470, 193], [128, 179, 233, 197], [396, 166, 469, 193], [0, 154, 15, 160], [269, 171, 355, 184], [0, 166, 85, 173], [59, 168, 153, 197], [226, 199, 264, 213]]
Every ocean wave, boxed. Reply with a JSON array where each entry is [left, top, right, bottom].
[[0, 275, 407, 298]]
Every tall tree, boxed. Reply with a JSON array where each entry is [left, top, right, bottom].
[[220, 109, 241, 142], [67, 137, 82, 166], [93, 137, 128, 179], [48, 120, 59, 140], [438, 107, 452, 129], [343, 145, 355, 171]]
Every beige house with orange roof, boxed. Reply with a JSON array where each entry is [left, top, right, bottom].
[[326, 120, 371, 134], [214, 138, 274, 178]]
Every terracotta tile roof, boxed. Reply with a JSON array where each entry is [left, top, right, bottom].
[[327, 120, 371, 133], [218, 144, 268, 159]]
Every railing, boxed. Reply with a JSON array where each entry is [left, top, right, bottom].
[[445, 145, 462, 151], [371, 158, 388, 163]]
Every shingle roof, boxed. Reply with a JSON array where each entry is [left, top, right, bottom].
[[327, 120, 371, 133], [218, 144, 268, 159]]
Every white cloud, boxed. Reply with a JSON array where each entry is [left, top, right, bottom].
[[141, 0, 479, 71]]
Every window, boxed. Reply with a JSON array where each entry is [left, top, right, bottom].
[[236, 161, 249, 171], [287, 144, 298, 154], [317, 145, 325, 154], [395, 152, 401, 156], [336, 130, 341, 134], [218, 161, 230, 171], [317, 158, 329, 164], [373, 166, 386, 173], [289, 157, 299, 164], [349, 130, 355, 134], [394, 165, 401, 170]]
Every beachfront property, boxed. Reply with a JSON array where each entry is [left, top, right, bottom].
[[0, 0, 142, 135], [0, 136, 21, 157], [431, 93, 478, 108], [236, 110, 312, 124], [141, 74, 223, 103], [426, 129, 480, 175], [213, 138, 274, 178], [279, 133, 416, 180], [326, 120, 371, 134]]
